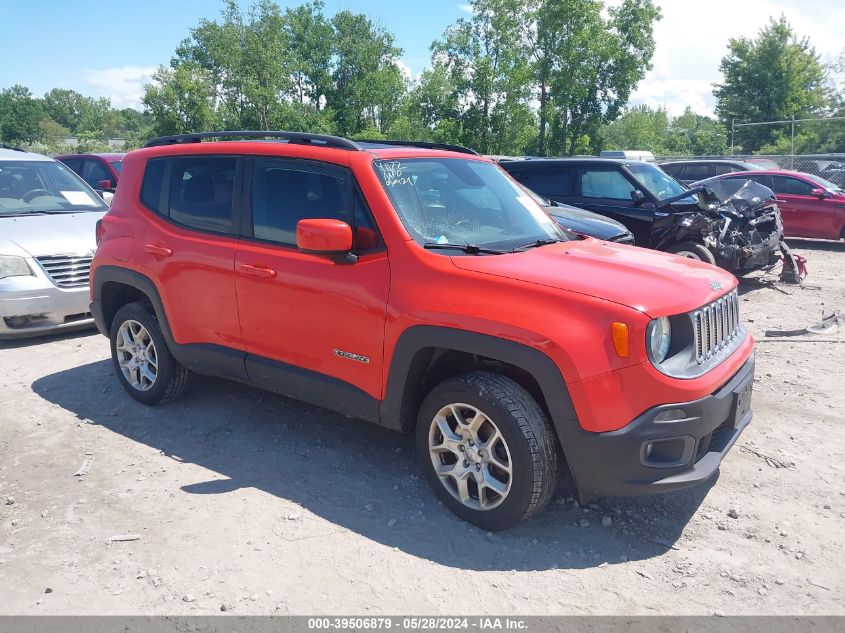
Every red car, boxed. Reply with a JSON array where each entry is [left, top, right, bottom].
[[695, 169, 845, 241], [56, 152, 124, 193], [90, 132, 755, 529]]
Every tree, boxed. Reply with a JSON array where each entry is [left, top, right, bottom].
[[714, 16, 828, 151], [543, 0, 660, 156], [328, 11, 405, 136], [142, 64, 220, 136], [432, 0, 533, 155], [282, 1, 333, 107], [603, 105, 670, 154], [0, 85, 43, 145]]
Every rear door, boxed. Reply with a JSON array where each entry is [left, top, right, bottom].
[[508, 165, 577, 205], [235, 156, 390, 415], [770, 175, 830, 238], [133, 155, 246, 378]]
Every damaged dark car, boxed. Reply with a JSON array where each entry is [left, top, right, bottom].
[[501, 157, 788, 274]]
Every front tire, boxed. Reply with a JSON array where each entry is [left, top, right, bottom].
[[110, 301, 189, 405], [667, 241, 717, 264], [416, 372, 559, 530]]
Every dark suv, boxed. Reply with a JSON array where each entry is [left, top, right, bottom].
[[659, 160, 763, 185], [501, 158, 784, 272]]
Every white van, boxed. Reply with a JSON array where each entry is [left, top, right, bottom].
[[599, 150, 656, 163]]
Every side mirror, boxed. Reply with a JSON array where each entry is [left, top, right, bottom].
[[630, 189, 646, 204], [97, 179, 114, 190], [296, 218, 356, 263], [810, 187, 828, 199]]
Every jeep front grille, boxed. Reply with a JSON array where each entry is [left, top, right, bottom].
[[691, 290, 741, 364], [36, 255, 93, 289]]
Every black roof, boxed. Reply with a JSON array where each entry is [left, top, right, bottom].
[[658, 158, 756, 166], [500, 157, 634, 169]]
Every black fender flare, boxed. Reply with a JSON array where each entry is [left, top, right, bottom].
[[379, 325, 583, 468], [91, 265, 175, 342]]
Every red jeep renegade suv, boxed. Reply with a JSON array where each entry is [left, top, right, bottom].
[[90, 131, 755, 530]]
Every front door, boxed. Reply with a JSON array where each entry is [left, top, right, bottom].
[[569, 167, 655, 245], [771, 175, 831, 238], [235, 156, 390, 417]]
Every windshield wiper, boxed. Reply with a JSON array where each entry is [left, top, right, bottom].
[[423, 242, 510, 255], [513, 238, 563, 251]]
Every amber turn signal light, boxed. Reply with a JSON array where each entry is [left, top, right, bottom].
[[611, 322, 629, 358]]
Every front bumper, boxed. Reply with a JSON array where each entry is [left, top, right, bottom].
[[0, 272, 94, 338], [568, 353, 754, 499]]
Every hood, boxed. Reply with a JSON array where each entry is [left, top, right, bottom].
[[545, 205, 629, 240], [0, 211, 105, 258], [680, 179, 777, 218], [450, 239, 737, 317]]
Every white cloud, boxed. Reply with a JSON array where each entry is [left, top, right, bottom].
[[84, 66, 156, 110], [457, 3, 473, 13], [629, 0, 845, 118]]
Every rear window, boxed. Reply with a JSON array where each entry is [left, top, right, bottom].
[[168, 157, 236, 233], [140, 158, 166, 213]]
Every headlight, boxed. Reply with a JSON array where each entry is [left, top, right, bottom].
[[0, 256, 33, 280], [647, 316, 672, 364]]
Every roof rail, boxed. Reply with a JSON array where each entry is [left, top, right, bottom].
[[143, 130, 362, 151], [356, 139, 479, 156]]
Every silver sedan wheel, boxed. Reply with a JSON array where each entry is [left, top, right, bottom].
[[428, 403, 513, 511], [115, 319, 158, 392]]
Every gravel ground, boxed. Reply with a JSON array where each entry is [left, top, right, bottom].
[[1, 239, 843, 615]]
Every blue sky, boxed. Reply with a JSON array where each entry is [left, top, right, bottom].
[[2, 0, 842, 117]]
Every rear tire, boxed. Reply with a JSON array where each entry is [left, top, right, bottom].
[[110, 301, 189, 405], [667, 241, 716, 265], [416, 372, 559, 530]]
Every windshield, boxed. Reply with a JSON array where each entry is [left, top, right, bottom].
[[805, 172, 844, 194], [374, 158, 564, 250], [0, 160, 107, 215]]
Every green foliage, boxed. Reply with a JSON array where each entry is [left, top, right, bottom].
[[0, 85, 43, 145], [601, 105, 728, 157], [143, 64, 221, 136], [714, 16, 829, 151], [526, 0, 661, 156]]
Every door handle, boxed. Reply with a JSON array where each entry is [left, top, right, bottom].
[[144, 244, 173, 257], [239, 263, 276, 278]]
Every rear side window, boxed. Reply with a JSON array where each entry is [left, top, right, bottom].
[[140, 158, 166, 213], [713, 164, 734, 176], [660, 163, 685, 179], [579, 169, 634, 200], [512, 168, 575, 197], [168, 156, 237, 233], [683, 164, 712, 181]]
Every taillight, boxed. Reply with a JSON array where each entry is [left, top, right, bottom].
[[95, 220, 105, 246]]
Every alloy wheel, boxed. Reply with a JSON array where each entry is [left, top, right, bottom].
[[115, 319, 158, 392], [428, 403, 513, 510]]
